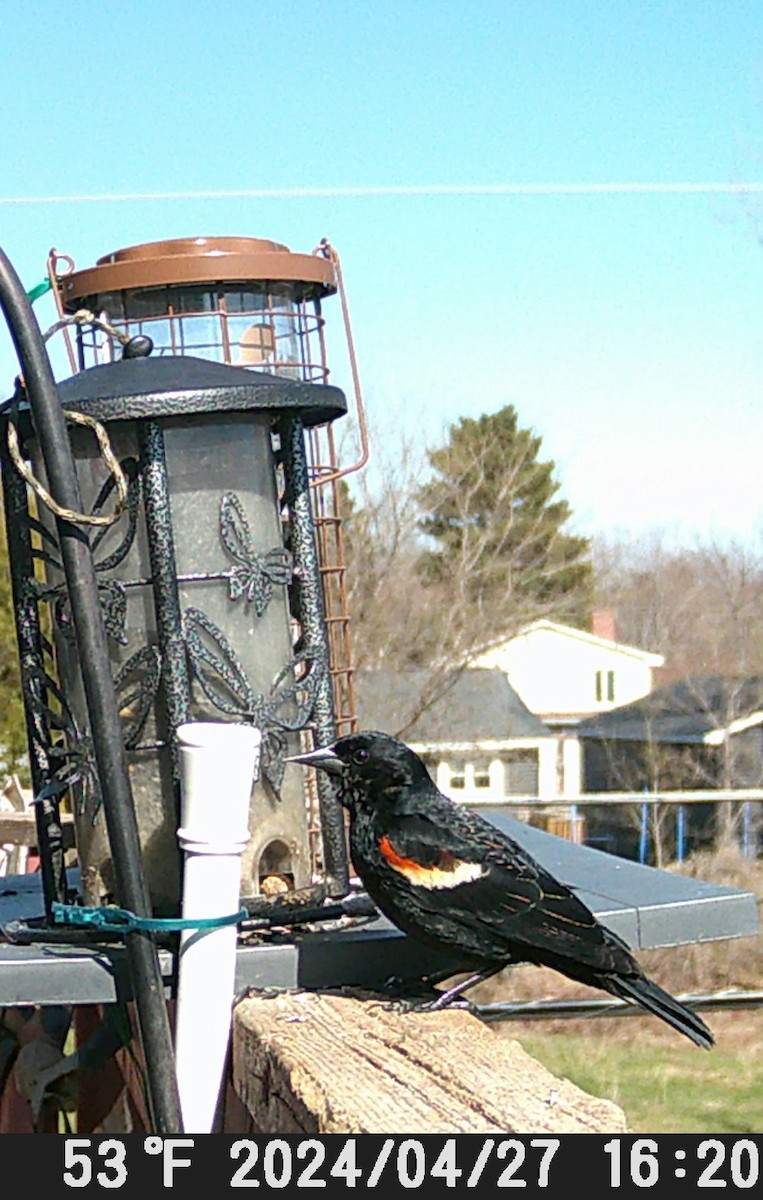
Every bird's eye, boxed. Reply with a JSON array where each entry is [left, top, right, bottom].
[[352, 749, 370, 765]]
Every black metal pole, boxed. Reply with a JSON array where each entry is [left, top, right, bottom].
[[0, 247, 183, 1134], [280, 415, 350, 895]]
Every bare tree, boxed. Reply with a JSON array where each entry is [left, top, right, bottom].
[[341, 437, 484, 734], [594, 530, 763, 681], [593, 530, 763, 852]]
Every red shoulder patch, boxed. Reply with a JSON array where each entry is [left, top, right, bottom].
[[377, 835, 483, 890], [379, 834, 421, 872]]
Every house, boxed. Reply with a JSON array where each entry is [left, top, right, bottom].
[[578, 675, 763, 793], [471, 613, 664, 725], [352, 667, 558, 804], [470, 611, 665, 796], [576, 676, 763, 859]]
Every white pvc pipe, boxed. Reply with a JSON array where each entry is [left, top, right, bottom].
[[173, 721, 261, 1134]]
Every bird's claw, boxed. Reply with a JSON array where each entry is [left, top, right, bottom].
[[371, 976, 478, 1014], [376, 993, 477, 1015]]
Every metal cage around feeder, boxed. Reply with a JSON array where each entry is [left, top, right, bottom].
[[0, 235, 368, 921], [48, 236, 366, 884]]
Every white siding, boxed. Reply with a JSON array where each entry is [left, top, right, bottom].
[[428, 740, 561, 802], [474, 624, 661, 718]]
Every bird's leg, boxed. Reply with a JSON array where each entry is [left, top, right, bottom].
[[426, 964, 506, 1010], [379, 964, 506, 1014]]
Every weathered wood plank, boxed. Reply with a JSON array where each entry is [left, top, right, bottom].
[[232, 990, 627, 1134]]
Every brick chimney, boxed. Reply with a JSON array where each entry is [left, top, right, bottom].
[[592, 607, 617, 642]]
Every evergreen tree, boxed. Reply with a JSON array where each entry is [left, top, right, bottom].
[[416, 405, 592, 628]]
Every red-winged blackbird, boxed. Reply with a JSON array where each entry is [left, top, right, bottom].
[[289, 730, 714, 1048]]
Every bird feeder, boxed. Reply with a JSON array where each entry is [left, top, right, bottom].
[[53, 238, 362, 739], [2, 236, 363, 916], [57, 237, 333, 378]]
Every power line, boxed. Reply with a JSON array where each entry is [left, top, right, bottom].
[[1, 182, 763, 206]]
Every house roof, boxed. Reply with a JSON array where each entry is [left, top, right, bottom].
[[577, 675, 763, 744], [704, 710, 763, 744], [474, 619, 665, 666], [353, 668, 551, 743]]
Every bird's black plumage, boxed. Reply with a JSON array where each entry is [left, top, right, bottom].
[[290, 730, 714, 1049]]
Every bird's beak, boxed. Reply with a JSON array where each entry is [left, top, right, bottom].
[[285, 744, 345, 777]]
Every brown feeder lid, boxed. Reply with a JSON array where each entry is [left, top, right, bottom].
[[60, 236, 338, 307]]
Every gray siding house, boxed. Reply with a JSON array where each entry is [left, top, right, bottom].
[[352, 668, 558, 803]]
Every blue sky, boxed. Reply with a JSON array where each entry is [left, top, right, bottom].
[[2, 1, 763, 545]]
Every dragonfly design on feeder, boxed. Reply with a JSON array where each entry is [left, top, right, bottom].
[[220, 491, 293, 616]]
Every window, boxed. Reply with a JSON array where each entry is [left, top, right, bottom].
[[441, 758, 493, 794], [445, 760, 466, 790], [473, 760, 491, 789], [502, 750, 539, 796], [595, 669, 615, 703]]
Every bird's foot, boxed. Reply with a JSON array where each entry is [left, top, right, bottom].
[[354, 975, 438, 1013], [373, 978, 478, 1015], [379, 993, 478, 1015]]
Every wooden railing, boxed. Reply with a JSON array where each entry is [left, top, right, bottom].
[[464, 790, 763, 862]]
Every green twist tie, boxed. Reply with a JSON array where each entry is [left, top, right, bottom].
[[51, 902, 247, 934], [26, 279, 53, 304]]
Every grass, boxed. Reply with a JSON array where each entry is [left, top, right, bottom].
[[492, 1008, 763, 1133]]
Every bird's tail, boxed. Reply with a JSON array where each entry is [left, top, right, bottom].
[[607, 973, 714, 1049]]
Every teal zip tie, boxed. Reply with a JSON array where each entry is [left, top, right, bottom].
[[26, 278, 53, 304], [51, 902, 248, 934]]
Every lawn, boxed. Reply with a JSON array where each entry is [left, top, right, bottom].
[[505, 1009, 763, 1133]]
